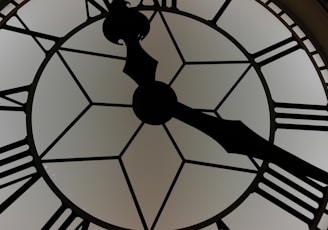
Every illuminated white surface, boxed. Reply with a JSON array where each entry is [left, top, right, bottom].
[[0, 0, 327, 229]]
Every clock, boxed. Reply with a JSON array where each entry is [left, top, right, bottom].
[[0, 0, 328, 229]]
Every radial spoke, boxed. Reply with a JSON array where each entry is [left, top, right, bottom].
[[40, 104, 92, 159], [119, 122, 145, 158], [56, 51, 92, 104], [215, 64, 252, 111], [162, 124, 184, 160], [92, 102, 133, 108], [151, 162, 185, 230], [186, 60, 250, 65], [60, 46, 126, 60], [41, 155, 119, 163], [185, 159, 258, 174], [158, 11, 185, 64], [168, 63, 185, 86], [119, 159, 148, 230]]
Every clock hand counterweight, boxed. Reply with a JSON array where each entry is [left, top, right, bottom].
[[103, 0, 176, 125], [102, 0, 157, 85]]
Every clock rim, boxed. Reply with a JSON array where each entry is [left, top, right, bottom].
[[273, 0, 328, 66]]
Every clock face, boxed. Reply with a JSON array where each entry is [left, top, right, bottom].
[[0, 0, 328, 229]]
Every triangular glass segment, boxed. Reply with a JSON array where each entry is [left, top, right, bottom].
[[122, 125, 182, 229], [31, 54, 90, 155], [166, 118, 257, 172], [42, 106, 140, 160], [60, 50, 135, 105], [5, 15, 23, 28], [141, 13, 184, 84], [38, 38, 56, 51], [43, 160, 143, 229], [163, 12, 247, 62], [0, 88, 28, 108], [62, 20, 126, 59], [85, 0, 108, 18], [172, 64, 249, 109], [156, 164, 255, 229], [0, 29, 44, 87], [218, 67, 270, 139]]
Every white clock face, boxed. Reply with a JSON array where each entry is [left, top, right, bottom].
[[0, 0, 328, 229]]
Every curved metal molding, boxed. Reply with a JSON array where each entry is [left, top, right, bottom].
[[273, 0, 328, 66], [318, 0, 328, 11]]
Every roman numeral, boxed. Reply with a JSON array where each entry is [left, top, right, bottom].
[[252, 37, 301, 67], [140, 0, 178, 9], [216, 220, 230, 230], [256, 165, 328, 229], [42, 204, 90, 229], [0, 85, 30, 112], [0, 138, 41, 213], [85, 0, 110, 18], [211, 0, 231, 24], [0, 0, 29, 28], [274, 102, 328, 131]]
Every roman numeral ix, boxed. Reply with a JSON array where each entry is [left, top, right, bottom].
[[0, 138, 40, 213]]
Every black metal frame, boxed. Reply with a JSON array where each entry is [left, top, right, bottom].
[[0, 0, 327, 229]]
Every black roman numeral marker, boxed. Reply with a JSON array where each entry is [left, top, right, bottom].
[[0, 138, 40, 213], [256, 165, 328, 229], [42, 204, 90, 230], [274, 102, 328, 131], [253, 37, 301, 67]]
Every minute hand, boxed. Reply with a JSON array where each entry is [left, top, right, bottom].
[[174, 102, 328, 184]]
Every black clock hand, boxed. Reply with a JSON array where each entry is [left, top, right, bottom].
[[102, 0, 157, 85], [174, 102, 328, 184]]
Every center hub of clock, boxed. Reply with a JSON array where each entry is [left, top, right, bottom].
[[132, 81, 177, 125]]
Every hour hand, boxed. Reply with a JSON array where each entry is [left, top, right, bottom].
[[102, 0, 157, 85], [174, 102, 328, 184]]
